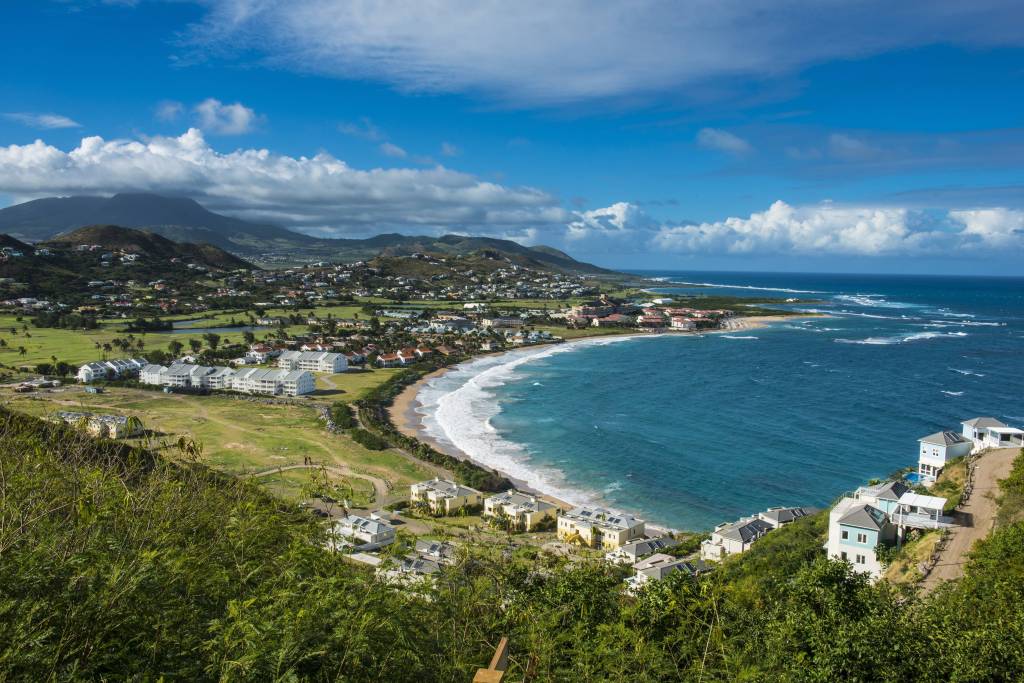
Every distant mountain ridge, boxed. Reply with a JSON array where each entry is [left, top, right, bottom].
[[44, 225, 254, 271], [0, 193, 614, 274]]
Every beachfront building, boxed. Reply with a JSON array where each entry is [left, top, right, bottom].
[[483, 490, 559, 531], [669, 317, 697, 331], [962, 417, 1024, 452], [332, 514, 396, 550], [624, 554, 705, 593], [278, 350, 347, 373], [376, 353, 403, 368], [557, 506, 645, 550], [76, 358, 147, 383], [606, 536, 680, 565], [141, 363, 313, 395], [409, 478, 483, 515], [917, 430, 972, 484], [700, 517, 774, 562]]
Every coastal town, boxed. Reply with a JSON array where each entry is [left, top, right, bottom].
[[1, 230, 1020, 598]]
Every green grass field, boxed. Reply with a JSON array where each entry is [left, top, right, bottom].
[[7, 386, 436, 504]]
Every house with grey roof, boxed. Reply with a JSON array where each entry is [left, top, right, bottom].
[[825, 498, 897, 580], [410, 478, 482, 515], [962, 417, 1024, 452], [557, 506, 645, 550], [624, 553, 706, 593], [278, 350, 347, 373], [700, 516, 774, 561], [757, 506, 819, 528], [918, 430, 972, 484], [483, 490, 558, 530], [332, 514, 396, 550], [606, 536, 680, 565]]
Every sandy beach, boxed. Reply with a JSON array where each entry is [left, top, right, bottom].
[[387, 312, 821, 515]]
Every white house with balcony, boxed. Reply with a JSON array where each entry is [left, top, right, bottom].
[[700, 516, 773, 561], [962, 417, 1024, 452], [917, 430, 972, 484], [606, 536, 680, 565]]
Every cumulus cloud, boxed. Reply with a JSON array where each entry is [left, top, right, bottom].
[[183, 1, 1024, 106], [696, 128, 752, 155], [949, 208, 1024, 248], [4, 112, 81, 129], [193, 98, 259, 135], [566, 202, 658, 241], [0, 129, 568, 236]]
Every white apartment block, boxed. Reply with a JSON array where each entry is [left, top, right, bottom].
[[76, 358, 147, 383], [278, 350, 347, 373], [141, 363, 314, 396]]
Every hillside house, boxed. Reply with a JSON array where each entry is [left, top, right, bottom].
[[918, 430, 972, 484], [483, 490, 558, 531], [962, 417, 1024, 451], [409, 478, 482, 515], [557, 506, 645, 550]]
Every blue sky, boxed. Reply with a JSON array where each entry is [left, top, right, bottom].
[[1, 1, 1022, 274]]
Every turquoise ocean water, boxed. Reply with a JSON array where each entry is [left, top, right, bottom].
[[414, 272, 1024, 530]]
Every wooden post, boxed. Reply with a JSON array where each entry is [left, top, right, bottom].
[[473, 636, 510, 683]]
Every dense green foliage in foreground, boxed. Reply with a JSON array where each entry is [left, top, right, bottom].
[[1, 410, 1023, 681]]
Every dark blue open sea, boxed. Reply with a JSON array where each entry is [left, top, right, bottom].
[[414, 272, 1024, 530]]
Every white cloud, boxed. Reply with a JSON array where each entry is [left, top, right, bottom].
[[155, 100, 184, 122], [193, 98, 259, 135], [441, 141, 460, 157], [338, 117, 385, 141], [566, 202, 657, 241], [4, 112, 81, 129], [0, 129, 567, 236], [379, 142, 407, 158], [696, 128, 752, 155], [949, 208, 1024, 248], [184, 1, 1024, 106]]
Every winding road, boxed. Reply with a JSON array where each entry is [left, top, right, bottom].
[[921, 447, 1018, 592]]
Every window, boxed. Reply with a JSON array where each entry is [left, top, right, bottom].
[[840, 551, 848, 561], [841, 530, 848, 540], [857, 533, 868, 544], [855, 554, 866, 564]]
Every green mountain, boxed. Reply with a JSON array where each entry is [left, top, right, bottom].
[[45, 225, 254, 271], [0, 193, 614, 274]]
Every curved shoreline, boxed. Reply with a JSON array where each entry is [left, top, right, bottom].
[[388, 313, 821, 526]]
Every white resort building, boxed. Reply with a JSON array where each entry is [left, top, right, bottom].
[[409, 478, 482, 515], [140, 363, 314, 395], [483, 490, 558, 531], [331, 514, 396, 550], [277, 350, 347, 373], [557, 506, 645, 550], [76, 358, 147, 383]]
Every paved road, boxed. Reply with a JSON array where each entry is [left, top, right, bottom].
[[921, 447, 1018, 591]]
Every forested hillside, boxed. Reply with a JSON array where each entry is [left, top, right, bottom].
[[1, 407, 1022, 681]]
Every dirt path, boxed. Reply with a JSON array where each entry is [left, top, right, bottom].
[[247, 463, 393, 502], [921, 447, 1018, 591]]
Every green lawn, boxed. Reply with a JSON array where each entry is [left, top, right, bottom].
[[7, 386, 436, 494]]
